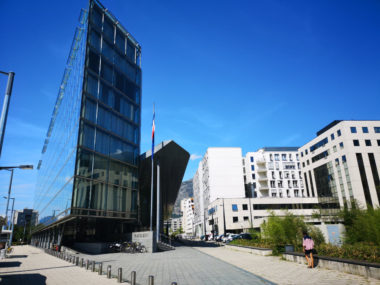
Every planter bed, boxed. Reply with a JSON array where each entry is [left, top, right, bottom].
[[225, 244, 272, 256], [283, 252, 380, 280]]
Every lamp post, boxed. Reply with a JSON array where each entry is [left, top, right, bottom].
[[0, 71, 15, 158], [1, 165, 33, 231], [2, 196, 15, 248]]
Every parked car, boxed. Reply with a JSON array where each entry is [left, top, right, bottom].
[[224, 233, 238, 243], [234, 233, 252, 240]]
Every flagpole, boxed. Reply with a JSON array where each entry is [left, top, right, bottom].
[[150, 104, 155, 231]]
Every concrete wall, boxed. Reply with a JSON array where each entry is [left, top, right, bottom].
[[132, 231, 156, 253], [283, 253, 380, 280]]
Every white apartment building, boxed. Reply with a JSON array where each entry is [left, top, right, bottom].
[[206, 197, 320, 235], [244, 147, 304, 199], [193, 148, 245, 236], [180, 198, 194, 237], [299, 120, 380, 209]]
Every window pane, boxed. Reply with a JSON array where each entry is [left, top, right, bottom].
[[88, 50, 100, 73], [98, 106, 111, 130], [350, 127, 357, 133], [103, 18, 114, 42], [74, 178, 91, 208], [374, 127, 380, 133], [93, 154, 108, 182], [115, 29, 125, 52], [365, 140, 372, 146], [362, 127, 368, 133], [114, 70, 124, 92], [100, 83, 114, 108], [101, 60, 113, 84], [102, 39, 114, 63], [91, 7, 102, 28], [76, 149, 93, 178], [90, 30, 101, 52], [95, 129, 110, 155], [127, 41, 135, 62], [120, 97, 132, 120], [84, 98, 96, 122], [86, 74, 98, 98], [81, 124, 95, 149]]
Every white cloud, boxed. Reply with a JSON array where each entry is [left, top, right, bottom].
[[190, 154, 202, 161]]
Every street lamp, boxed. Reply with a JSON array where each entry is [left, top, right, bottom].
[[1, 165, 34, 232], [0, 71, 15, 158], [2, 196, 15, 248]]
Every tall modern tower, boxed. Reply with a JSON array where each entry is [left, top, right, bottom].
[[33, 0, 142, 245]]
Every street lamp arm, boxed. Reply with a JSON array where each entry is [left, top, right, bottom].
[[0, 165, 33, 170]]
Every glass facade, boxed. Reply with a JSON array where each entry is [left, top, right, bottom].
[[34, 0, 141, 226]]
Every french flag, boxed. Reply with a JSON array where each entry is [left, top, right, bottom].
[[151, 106, 155, 160]]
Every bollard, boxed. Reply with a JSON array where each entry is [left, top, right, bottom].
[[148, 275, 154, 285], [171, 283, 178, 285], [107, 265, 112, 279], [86, 259, 90, 270], [117, 268, 122, 283], [131, 271, 136, 285], [98, 262, 103, 275], [76, 256, 79, 266], [91, 260, 96, 272], [80, 258, 84, 268]]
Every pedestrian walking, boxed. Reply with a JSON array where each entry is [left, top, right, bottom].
[[302, 231, 314, 268]]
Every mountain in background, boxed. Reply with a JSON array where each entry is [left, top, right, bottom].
[[172, 179, 193, 218]]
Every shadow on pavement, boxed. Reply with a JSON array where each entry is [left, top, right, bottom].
[[8, 255, 28, 258], [0, 261, 21, 268], [0, 273, 46, 284]]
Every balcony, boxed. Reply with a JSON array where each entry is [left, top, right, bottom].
[[258, 176, 268, 182]]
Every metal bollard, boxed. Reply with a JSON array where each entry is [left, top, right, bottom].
[[107, 265, 112, 278], [117, 268, 122, 283], [148, 275, 154, 285], [98, 262, 103, 275], [76, 256, 79, 266], [131, 271, 136, 285], [91, 260, 96, 272], [80, 258, 84, 268], [86, 260, 90, 270]]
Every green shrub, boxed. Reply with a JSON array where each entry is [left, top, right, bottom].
[[340, 204, 380, 246], [317, 242, 380, 263], [229, 239, 271, 249]]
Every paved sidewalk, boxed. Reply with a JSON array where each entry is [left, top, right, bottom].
[[74, 244, 274, 285], [195, 246, 380, 285], [0, 245, 117, 285]]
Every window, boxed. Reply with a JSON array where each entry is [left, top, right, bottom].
[[275, 154, 279, 161], [342, 155, 347, 162], [252, 174, 255, 180], [278, 181, 283, 188], [331, 133, 335, 140], [365, 140, 372, 146], [271, 192, 277, 197], [233, 217, 238, 223], [302, 162, 305, 167], [301, 152, 303, 157], [378, 140, 380, 146], [307, 160, 310, 165], [251, 165, 255, 171], [333, 146, 337, 152], [362, 127, 368, 133], [289, 154, 293, 161], [250, 157, 254, 162], [279, 171, 283, 179], [335, 158, 339, 166], [282, 154, 287, 161], [270, 180, 276, 188], [374, 127, 380, 133], [294, 190, 299, 197], [337, 129, 341, 136], [243, 216, 249, 221], [296, 153, 299, 161], [339, 142, 344, 149], [232, 204, 238, 211], [242, 204, 248, 210], [353, 140, 360, 146], [310, 137, 328, 152], [305, 149, 308, 155], [351, 127, 357, 133], [270, 154, 273, 161], [272, 171, 275, 179]]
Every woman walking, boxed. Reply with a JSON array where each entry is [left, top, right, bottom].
[[302, 231, 314, 268]]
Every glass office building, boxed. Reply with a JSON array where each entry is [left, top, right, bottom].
[[33, 0, 142, 242]]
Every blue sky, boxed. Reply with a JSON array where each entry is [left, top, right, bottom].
[[0, 0, 380, 213]]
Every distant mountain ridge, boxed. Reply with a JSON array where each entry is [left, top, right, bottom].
[[172, 179, 193, 217]]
